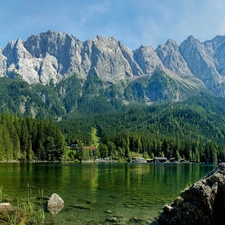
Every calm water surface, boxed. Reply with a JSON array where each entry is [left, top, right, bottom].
[[0, 162, 216, 225]]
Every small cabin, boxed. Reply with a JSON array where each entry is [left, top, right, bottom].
[[147, 159, 153, 163], [153, 157, 167, 163], [169, 157, 177, 163], [70, 141, 78, 150]]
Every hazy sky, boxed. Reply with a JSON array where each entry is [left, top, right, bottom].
[[0, 0, 224, 50]]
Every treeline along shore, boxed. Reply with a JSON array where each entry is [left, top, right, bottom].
[[1, 106, 225, 164], [0, 112, 64, 162]]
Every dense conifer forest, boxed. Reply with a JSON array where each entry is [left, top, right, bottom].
[[0, 112, 65, 161], [1, 93, 225, 163], [58, 94, 225, 163]]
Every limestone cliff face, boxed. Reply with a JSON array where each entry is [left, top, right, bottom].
[[204, 35, 225, 77], [1, 31, 148, 85], [2, 30, 225, 98], [156, 39, 193, 77], [179, 35, 220, 89], [134, 45, 164, 74], [0, 48, 7, 77]]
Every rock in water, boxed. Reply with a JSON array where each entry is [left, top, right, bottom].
[[47, 193, 64, 214], [158, 163, 225, 225]]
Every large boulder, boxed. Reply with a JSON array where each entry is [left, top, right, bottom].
[[158, 163, 225, 225], [47, 193, 64, 214]]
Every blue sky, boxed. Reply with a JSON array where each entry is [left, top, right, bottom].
[[0, 0, 225, 50]]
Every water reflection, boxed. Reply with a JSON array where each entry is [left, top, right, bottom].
[[0, 162, 217, 225]]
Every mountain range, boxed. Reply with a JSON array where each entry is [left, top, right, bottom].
[[1, 30, 225, 118]]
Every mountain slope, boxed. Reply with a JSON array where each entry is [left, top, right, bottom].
[[0, 31, 207, 92], [2, 31, 225, 118], [57, 94, 225, 155]]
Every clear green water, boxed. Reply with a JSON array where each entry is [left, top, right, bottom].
[[0, 162, 216, 225]]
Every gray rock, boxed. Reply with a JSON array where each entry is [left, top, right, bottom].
[[158, 163, 225, 225], [2, 31, 225, 98], [1, 31, 150, 85], [105, 209, 113, 214], [47, 193, 64, 214], [179, 35, 220, 89], [106, 216, 118, 222], [156, 39, 194, 77], [134, 45, 164, 74]]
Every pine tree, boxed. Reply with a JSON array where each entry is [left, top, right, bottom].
[[13, 134, 20, 160], [45, 136, 55, 161], [75, 141, 84, 163], [3, 125, 13, 160], [20, 119, 30, 161]]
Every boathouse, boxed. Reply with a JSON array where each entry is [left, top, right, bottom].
[[153, 157, 167, 163]]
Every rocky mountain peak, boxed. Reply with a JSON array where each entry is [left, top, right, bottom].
[[186, 35, 199, 43], [23, 30, 80, 59], [204, 35, 225, 49], [165, 39, 179, 49], [95, 34, 117, 43], [156, 39, 193, 77], [134, 45, 164, 74], [180, 35, 220, 89], [203, 35, 225, 78], [1, 31, 225, 98]]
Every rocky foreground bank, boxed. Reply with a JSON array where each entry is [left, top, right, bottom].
[[158, 163, 225, 225]]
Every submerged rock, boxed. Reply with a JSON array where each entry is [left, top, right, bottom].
[[158, 163, 225, 225], [106, 216, 118, 222], [47, 193, 64, 214], [105, 209, 113, 214]]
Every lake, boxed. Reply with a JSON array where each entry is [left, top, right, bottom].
[[0, 162, 216, 225]]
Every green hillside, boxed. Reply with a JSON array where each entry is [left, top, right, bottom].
[[1, 71, 225, 163], [58, 94, 225, 163]]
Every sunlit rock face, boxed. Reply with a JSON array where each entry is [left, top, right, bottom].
[[2, 31, 225, 97], [1, 31, 145, 85]]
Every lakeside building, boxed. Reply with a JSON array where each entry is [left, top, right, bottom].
[[147, 157, 168, 163], [132, 157, 147, 163]]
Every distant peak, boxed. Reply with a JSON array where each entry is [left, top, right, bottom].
[[96, 34, 103, 40], [165, 39, 178, 49], [181, 35, 201, 45], [16, 38, 23, 44], [187, 35, 195, 40], [95, 35, 117, 42], [210, 35, 225, 43], [186, 35, 201, 43], [166, 39, 177, 45]]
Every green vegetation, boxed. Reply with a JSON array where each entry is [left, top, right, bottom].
[[0, 73, 125, 119], [59, 94, 225, 163], [0, 185, 45, 225], [0, 70, 205, 120], [0, 112, 65, 162], [1, 93, 225, 163], [91, 128, 100, 148], [124, 70, 202, 103], [1, 70, 225, 164], [8, 198, 45, 225]]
